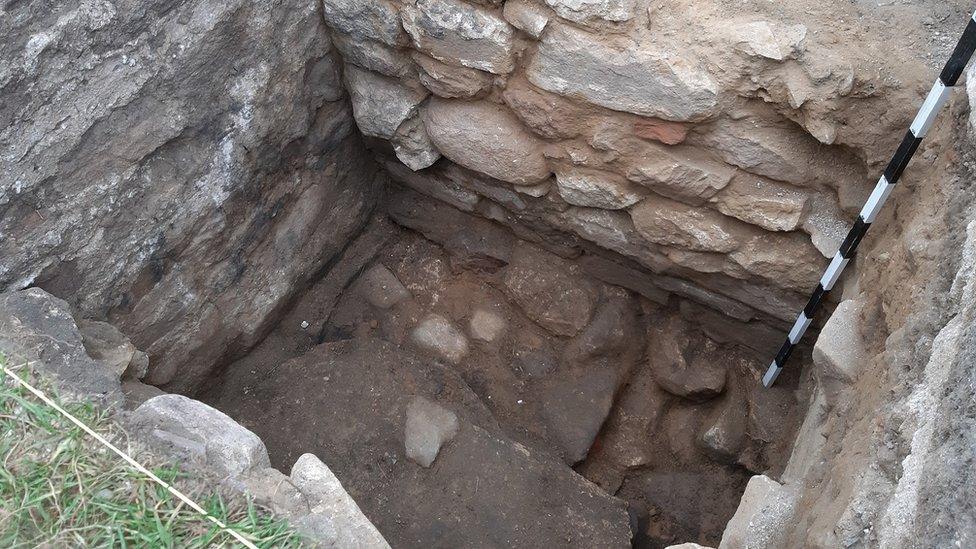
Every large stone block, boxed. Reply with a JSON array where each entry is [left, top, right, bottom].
[[391, 115, 442, 170], [345, 65, 429, 139], [502, 77, 590, 140], [290, 453, 391, 548], [404, 396, 460, 467], [647, 313, 727, 401], [0, 288, 121, 403], [729, 233, 823, 292], [719, 475, 797, 549], [540, 368, 618, 464], [422, 98, 551, 184], [710, 175, 808, 232], [410, 313, 470, 364], [554, 167, 644, 210], [623, 150, 735, 206], [727, 21, 807, 61], [401, 0, 517, 75], [543, 0, 636, 25], [812, 299, 867, 405], [130, 394, 271, 478], [503, 0, 552, 38], [322, 0, 407, 46], [332, 33, 414, 78], [411, 52, 494, 99], [502, 242, 598, 336], [630, 196, 744, 253], [526, 23, 719, 121]]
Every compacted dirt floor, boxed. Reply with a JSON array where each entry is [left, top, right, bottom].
[[196, 209, 807, 548]]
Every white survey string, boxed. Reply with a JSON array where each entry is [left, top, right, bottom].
[[0, 361, 260, 549]]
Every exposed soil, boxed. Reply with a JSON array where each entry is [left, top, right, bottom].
[[196, 204, 809, 548]]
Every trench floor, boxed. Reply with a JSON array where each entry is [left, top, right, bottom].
[[195, 215, 806, 548]]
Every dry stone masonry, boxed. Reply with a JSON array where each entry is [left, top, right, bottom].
[[319, 0, 928, 354]]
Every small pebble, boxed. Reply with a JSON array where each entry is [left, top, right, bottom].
[[300, 320, 309, 329]]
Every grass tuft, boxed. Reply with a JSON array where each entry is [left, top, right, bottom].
[[0, 354, 303, 548]]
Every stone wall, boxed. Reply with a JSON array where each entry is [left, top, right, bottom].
[[697, 37, 976, 549], [0, 0, 385, 390], [318, 0, 938, 349]]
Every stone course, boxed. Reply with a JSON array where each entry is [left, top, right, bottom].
[[314, 0, 903, 334]]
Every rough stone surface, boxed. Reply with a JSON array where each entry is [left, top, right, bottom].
[[412, 52, 494, 99], [290, 453, 391, 548], [502, 243, 598, 336], [730, 233, 823, 292], [129, 394, 271, 478], [873, 220, 976, 549], [503, 0, 552, 38], [404, 396, 460, 467], [241, 467, 310, 520], [391, 115, 442, 170], [78, 319, 147, 380], [711, 176, 808, 232], [699, 395, 748, 464], [322, 0, 406, 46], [332, 33, 414, 79], [0, 0, 383, 390], [728, 21, 807, 61], [541, 369, 618, 464], [543, 0, 636, 25], [359, 264, 412, 309], [631, 196, 743, 253], [812, 299, 866, 405], [621, 148, 735, 206], [503, 78, 589, 140], [719, 475, 797, 549], [555, 168, 644, 209], [422, 98, 551, 184], [401, 0, 516, 75], [526, 23, 719, 121], [345, 65, 429, 139], [468, 308, 507, 342], [803, 194, 851, 258], [411, 313, 470, 363], [648, 314, 727, 401], [0, 288, 121, 403]]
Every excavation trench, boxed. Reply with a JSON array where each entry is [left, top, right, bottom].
[[6, 0, 975, 546], [177, 172, 814, 549]]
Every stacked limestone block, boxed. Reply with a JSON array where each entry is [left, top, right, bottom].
[[320, 0, 930, 349]]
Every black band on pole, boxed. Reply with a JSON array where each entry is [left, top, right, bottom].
[[838, 217, 871, 259], [802, 284, 827, 319], [941, 17, 976, 86], [884, 131, 925, 183]]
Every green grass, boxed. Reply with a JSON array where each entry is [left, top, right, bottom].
[[0, 354, 303, 548]]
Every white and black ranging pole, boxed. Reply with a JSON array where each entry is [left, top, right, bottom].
[[762, 10, 976, 388]]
